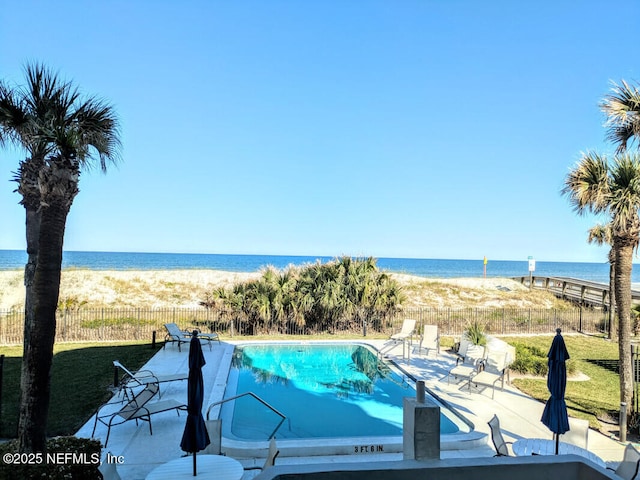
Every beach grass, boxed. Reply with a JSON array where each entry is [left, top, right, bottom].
[[0, 341, 162, 438]]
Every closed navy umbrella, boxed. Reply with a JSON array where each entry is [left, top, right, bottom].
[[181, 331, 210, 476], [541, 328, 570, 454]]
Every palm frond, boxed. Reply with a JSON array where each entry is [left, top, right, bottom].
[[587, 223, 613, 246], [562, 151, 611, 215], [608, 152, 640, 232], [601, 79, 640, 152]]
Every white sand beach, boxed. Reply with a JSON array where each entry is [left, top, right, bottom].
[[0, 269, 563, 310]]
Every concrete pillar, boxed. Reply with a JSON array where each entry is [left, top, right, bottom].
[[403, 381, 440, 460]]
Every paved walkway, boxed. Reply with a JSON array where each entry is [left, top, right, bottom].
[[76, 339, 628, 479]]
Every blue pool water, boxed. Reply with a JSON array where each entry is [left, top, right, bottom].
[[222, 343, 469, 441]]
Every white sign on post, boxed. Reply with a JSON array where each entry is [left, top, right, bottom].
[[528, 256, 535, 272]]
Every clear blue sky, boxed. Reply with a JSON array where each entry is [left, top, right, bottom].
[[1, 1, 638, 263]]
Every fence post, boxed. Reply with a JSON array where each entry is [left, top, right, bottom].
[[579, 306, 583, 333], [113, 362, 119, 388], [620, 402, 628, 443], [151, 330, 156, 349]]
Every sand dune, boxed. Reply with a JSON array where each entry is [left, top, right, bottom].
[[0, 269, 563, 310]]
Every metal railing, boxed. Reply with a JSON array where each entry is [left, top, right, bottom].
[[206, 392, 289, 440], [0, 306, 611, 345]]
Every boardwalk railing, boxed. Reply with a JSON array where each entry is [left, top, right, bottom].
[[0, 306, 609, 345], [513, 275, 640, 307]]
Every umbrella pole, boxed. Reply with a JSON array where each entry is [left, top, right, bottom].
[[193, 451, 196, 476], [555, 434, 559, 455]]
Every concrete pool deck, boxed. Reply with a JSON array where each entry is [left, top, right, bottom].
[[76, 339, 628, 479]]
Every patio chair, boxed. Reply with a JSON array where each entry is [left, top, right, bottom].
[[469, 349, 509, 399], [447, 344, 485, 385], [113, 360, 187, 399], [92, 382, 187, 446], [163, 323, 220, 351], [390, 319, 416, 343], [415, 324, 440, 357], [559, 417, 589, 450], [488, 414, 513, 456], [98, 451, 122, 480], [454, 333, 473, 360], [203, 418, 223, 455], [607, 443, 640, 480], [244, 437, 279, 472]]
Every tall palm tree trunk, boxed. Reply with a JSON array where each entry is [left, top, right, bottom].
[[614, 236, 635, 437], [609, 249, 617, 339], [16, 157, 45, 356], [17, 204, 68, 453]]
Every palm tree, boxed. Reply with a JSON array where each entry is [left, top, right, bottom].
[[601, 80, 640, 153], [563, 151, 640, 437], [587, 223, 616, 338], [0, 63, 120, 453]]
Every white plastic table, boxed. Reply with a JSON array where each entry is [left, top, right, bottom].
[[512, 438, 606, 467], [145, 454, 243, 480]]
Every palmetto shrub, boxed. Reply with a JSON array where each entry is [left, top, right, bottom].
[[201, 257, 405, 334]]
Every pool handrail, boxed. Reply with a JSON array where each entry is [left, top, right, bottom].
[[206, 392, 289, 440]]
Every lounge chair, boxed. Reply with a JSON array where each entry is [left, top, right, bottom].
[[488, 414, 513, 456], [98, 451, 122, 480], [244, 437, 279, 472], [447, 344, 485, 385], [113, 360, 188, 398], [415, 324, 439, 357], [454, 334, 473, 360], [92, 382, 187, 446], [203, 418, 223, 455], [163, 323, 220, 351], [390, 319, 416, 343], [607, 443, 640, 480], [469, 349, 510, 399], [559, 417, 589, 450]]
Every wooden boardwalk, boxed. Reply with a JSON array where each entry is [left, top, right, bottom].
[[512, 276, 640, 308]]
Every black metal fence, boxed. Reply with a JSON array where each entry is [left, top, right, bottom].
[[0, 306, 609, 345]]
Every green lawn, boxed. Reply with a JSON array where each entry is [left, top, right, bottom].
[[501, 335, 621, 430], [0, 341, 161, 438]]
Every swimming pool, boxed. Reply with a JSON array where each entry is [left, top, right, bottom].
[[220, 342, 478, 456]]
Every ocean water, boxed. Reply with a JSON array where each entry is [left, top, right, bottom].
[[0, 249, 628, 283]]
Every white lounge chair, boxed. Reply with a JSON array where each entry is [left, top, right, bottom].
[[559, 417, 589, 450], [203, 418, 223, 455], [447, 344, 485, 385], [415, 325, 439, 357], [244, 437, 279, 472], [488, 414, 513, 456], [469, 349, 510, 399], [113, 360, 187, 398], [454, 334, 473, 360], [163, 323, 220, 351], [390, 319, 416, 342], [608, 443, 640, 480], [98, 451, 122, 480]]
